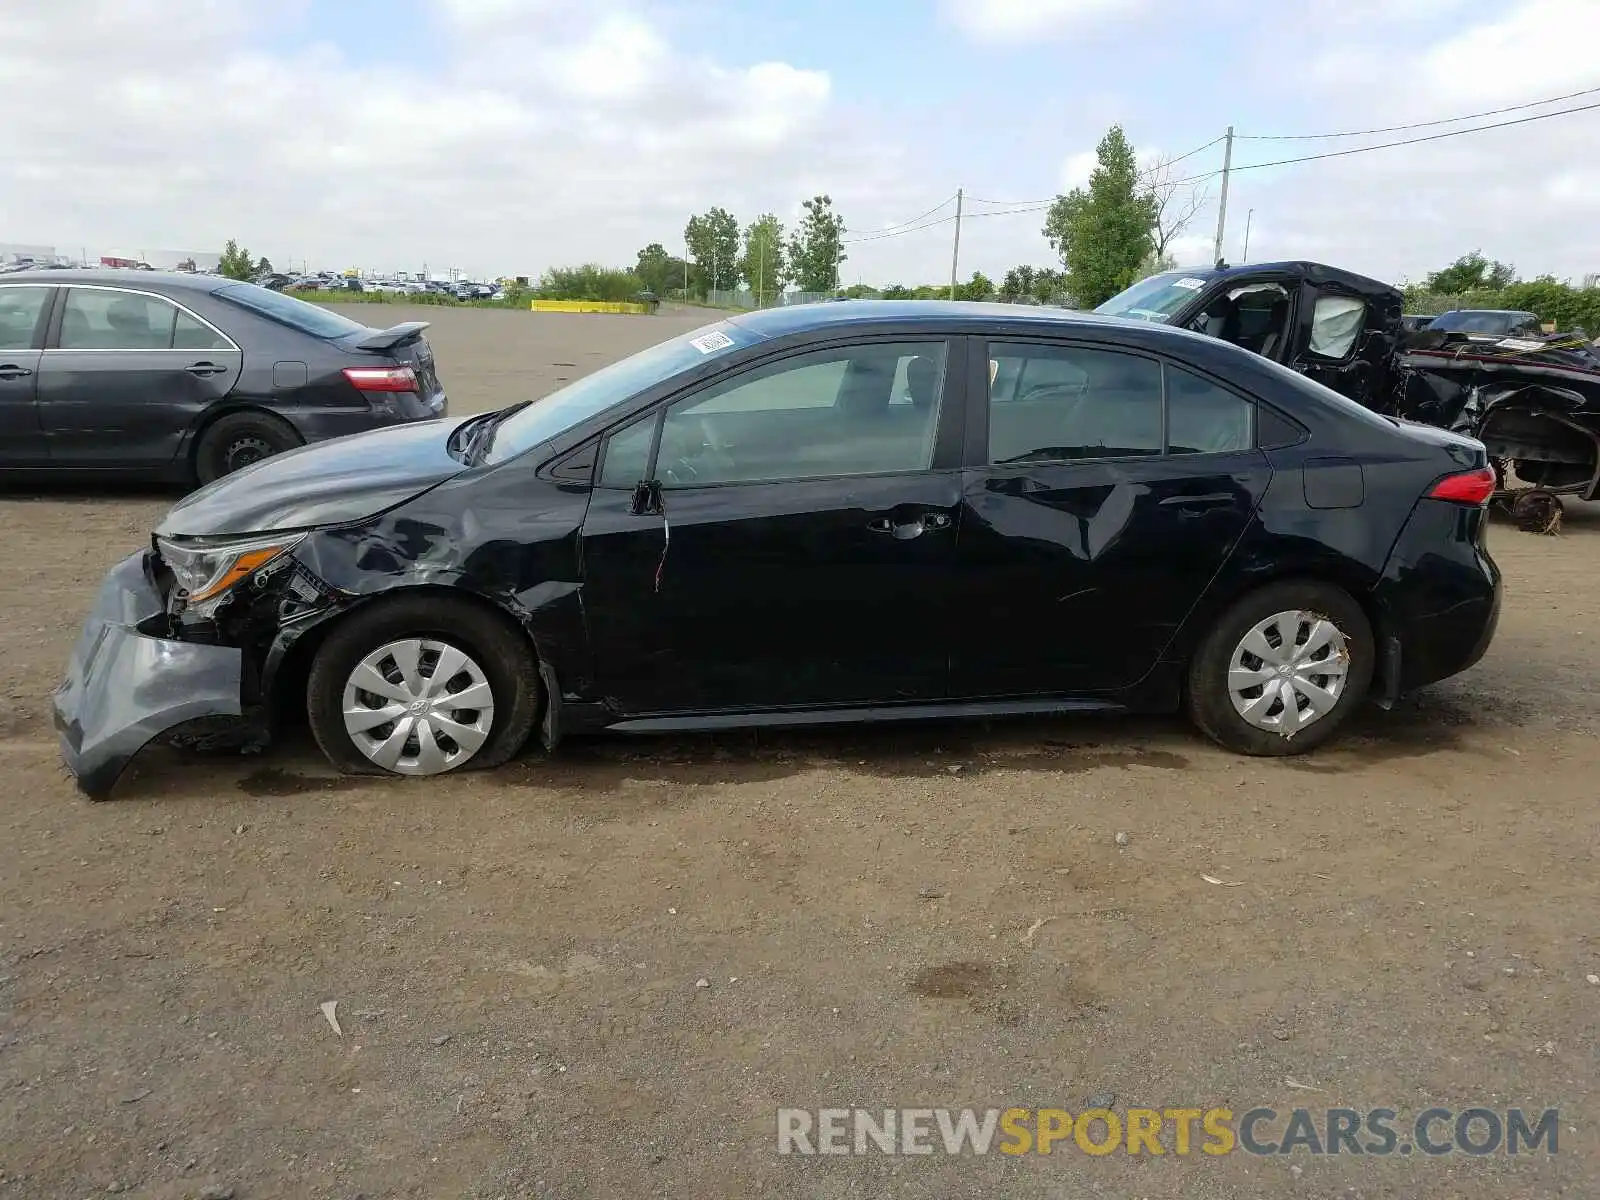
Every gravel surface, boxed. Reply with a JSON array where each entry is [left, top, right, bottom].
[[1, 304, 1596, 1198]]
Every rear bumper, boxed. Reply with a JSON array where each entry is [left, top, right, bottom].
[[1375, 500, 1503, 693], [52, 552, 245, 798]]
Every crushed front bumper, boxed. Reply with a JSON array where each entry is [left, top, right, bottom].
[[52, 551, 245, 798]]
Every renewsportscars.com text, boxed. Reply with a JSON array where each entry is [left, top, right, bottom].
[[777, 1106, 1560, 1157]]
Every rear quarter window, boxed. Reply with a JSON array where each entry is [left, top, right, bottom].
[[213, 281, 369, 339]]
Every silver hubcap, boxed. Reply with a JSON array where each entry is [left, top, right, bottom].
[[341, 638, 495, 775], [1228, 610, 1350, 735]]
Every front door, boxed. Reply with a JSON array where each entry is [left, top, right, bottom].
[[580, 336, 965, 715], [953, 337, 1272, 697], [0, 284, 53, 465], [37, 286, 242, 467]]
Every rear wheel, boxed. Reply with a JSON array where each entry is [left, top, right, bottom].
[[1186, 581, 1374, 755], [194, 411, 302, 484], [305, 595, 540, 778]]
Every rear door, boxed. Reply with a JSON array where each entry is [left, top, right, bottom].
[[0, 284, 52, 465], [580, 335, 965, 714], [952, 336, 1272, 698], [37, 285, 243, 467]]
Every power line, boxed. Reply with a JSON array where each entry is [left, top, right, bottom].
[[843, 212, 959, 245], [842, 97, 1600, 249], [1238, 82, 1600, 140], [1168, 96, 1600, 186], [844, 193, 958, 244], [964, 133, 1227, 210]]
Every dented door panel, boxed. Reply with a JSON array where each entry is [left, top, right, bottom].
[[952, 450, 1272, 696]]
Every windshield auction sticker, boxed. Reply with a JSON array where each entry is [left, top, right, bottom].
[[1172, 277, 1207, 290], [690, 330, 735, 354]]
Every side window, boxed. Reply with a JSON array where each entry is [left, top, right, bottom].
[[1307, 294, 1365, 360], [986, 342, 1161, 464], [172, 310, 231, 351], [1165, 366, 1254, 455], [59, 289, 177, 350], [656, 341, 945, 488], [0, 287, 50, 351], [598, 414, 656, 488]]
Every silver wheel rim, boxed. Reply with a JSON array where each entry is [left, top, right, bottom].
[[341, 638, 495, 775], [1227, 610, 1350, 735]]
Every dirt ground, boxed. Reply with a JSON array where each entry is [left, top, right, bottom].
[[2, 304, 1597, 1199]]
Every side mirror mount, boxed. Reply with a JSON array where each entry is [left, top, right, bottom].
[[629, 478, 663, 517]]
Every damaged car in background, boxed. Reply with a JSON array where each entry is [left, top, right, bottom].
[[55, 301, 1501, 797], [1097, 262, 1600, 532]]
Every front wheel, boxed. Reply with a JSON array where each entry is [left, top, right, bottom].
[[305, 596, 540, 778], [1186, 581, 1374, 756]]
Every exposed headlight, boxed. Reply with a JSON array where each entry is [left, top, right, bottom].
[[155, 533, 305, 605]]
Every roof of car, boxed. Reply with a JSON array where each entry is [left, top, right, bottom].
[[0, 269, 230, 292], [1186, 260, 1398, 299], [728, 299, 1128, 338], [1434, 308, 1538, 317]]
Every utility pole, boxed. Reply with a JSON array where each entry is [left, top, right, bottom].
[[1241, 209, 1253, 263], [1211, 126, 1233, 266], [948, 187, 964, 299]]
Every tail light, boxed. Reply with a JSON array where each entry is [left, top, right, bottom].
[[343, 365, 418, 393], [1427, 466, 1496, 506]]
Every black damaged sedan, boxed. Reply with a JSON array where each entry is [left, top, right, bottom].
[[54, 302, 1501, 797]]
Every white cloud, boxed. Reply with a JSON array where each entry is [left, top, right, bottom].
[[1058, 151, 1097, 190], [1233, 0, 1600, 283], [0, 0, 894, 279], [942, 0, 1143, 41]]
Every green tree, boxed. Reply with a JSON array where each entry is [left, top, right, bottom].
[[738, 214, 788, 306], [254, 255, 273, 276], [635, 242, 688, 296], [684, 208, 740, 294], [1041, 125, 1157, 307], [218, 239, 255, 281], [536, 264, 644, 302], [788, 194, 847, 292], [881, 283, 914, 300], [840, 283, 880, 299], [1425, 251, 1518, 294], [954, 270, 993, 302]]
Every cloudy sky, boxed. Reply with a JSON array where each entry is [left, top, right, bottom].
[[4, 0, 1598, 287]]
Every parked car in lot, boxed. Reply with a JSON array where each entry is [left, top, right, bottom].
[[54, 301, 1501, 797], [1426, 309, 1543, 336], [0, 270, 447, 484]]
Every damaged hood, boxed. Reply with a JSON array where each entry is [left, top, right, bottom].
[[158, 417, 472, 538]]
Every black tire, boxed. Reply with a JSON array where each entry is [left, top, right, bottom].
[[1185, 580, 1374, 756], [305, 594, 540, 778], [194, 411, 302, 485]]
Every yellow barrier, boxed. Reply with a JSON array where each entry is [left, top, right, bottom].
[[530, 300, 654, 314]]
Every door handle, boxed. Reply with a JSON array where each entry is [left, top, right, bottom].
[[1159, 492, 1234, 509], [185, 362, 225, 377], [867, 512, 951, 539], [0, 364, 32, 380]]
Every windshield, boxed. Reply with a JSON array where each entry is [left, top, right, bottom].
[[214, 281, 370, 338], [1094, 271, 1214, 323], [480, 321, 760, 464]]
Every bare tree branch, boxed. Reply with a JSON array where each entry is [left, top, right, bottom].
[[1142, 155, 1210, 259]]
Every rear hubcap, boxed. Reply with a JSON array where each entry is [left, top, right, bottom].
[[1227, 610, 1350, 735], [342, 638, 495, 774]]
